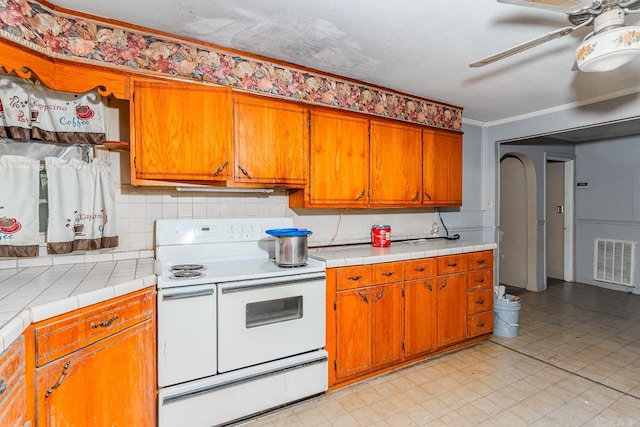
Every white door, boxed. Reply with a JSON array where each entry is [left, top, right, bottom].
[[546, 160, 565, 280]]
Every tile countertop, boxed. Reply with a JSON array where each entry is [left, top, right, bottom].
[[309, 238, 497, 268], [0, 258, 156, 354]]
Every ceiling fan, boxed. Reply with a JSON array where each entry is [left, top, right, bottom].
[[470, 0, 640, 71]]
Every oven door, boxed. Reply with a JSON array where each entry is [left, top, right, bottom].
[[217, 272, 326, 373]]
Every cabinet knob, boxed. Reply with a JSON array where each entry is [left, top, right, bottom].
[[414, 267, 425, 272], [448, 263, 457, 267], [237, 165, 252, 179], [476, 278, 485, 283], [475, 298, 485, 305], [476, 259, 486, 265], [91, 315, 119, 329], [45, 361, 71, 398], [212, 161, 229, 177], [381, 272, 394, 277], [476, 322, 485, 327]]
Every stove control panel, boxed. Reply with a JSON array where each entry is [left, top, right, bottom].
[[157, 218, 294, 245]]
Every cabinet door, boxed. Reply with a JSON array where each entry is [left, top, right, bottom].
[[132, 80, 232, 182], [36, 320, 155, 427], [233, 93, 308, 186], [0, 336, 26, 427], [371, 283, 404, 367], [307, 109, 369, 206], [423, 129, 462, 206], [436, 272, 467, 348], [335, 289, 371, 379], [405, 278, 437, 356], [370, 120, 423, 205]]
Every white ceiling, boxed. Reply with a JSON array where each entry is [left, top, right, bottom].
[[49, 0, 640, 125]]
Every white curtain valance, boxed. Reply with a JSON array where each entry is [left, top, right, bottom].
[[0, 76, 106, 144]]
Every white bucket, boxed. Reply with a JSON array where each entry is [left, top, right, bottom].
[[493, 294, 521, 338]]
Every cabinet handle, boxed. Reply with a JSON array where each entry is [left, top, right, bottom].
[[423, 282, 432, 291], [476, 259, 486, 265], [476, 322, 485, 327], [381, 272, 394, 277], [355, 190, 365, 201], [91, 315, 119, 329], [425, 192, 432, 201], [347, 275, 362, 281], [212, 161, 229, 177], [475, 298, 485, 305], [448, 263, 457, 267], [374, 288, 385, 301], [0, 379, 6, 395], [45, 361, 71, 398], [414, 267, 425, 272], [357, 292, 369, 303], [440, 278, 448, 290], [476, 278, 485, 283], [237, 165, 252, 179], [411, 192, 419, 201]]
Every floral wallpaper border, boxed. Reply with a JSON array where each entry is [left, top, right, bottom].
[[0, 0, 462, 131]]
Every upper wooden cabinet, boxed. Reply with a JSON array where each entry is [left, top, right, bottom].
[[369, 120, 423, 206], [423, 129, 463, 206], [131, 80, 232, 183], [295, 109, 369, 207], [232, 93, 308, 187]]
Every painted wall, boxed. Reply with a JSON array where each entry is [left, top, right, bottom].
[[485, 94, 640, 294], [574, 137, 640, 293]]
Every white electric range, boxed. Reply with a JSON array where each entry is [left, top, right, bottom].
[[154, 218, 328, 427]]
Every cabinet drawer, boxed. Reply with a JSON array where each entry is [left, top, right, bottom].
[[371, 262, 404, 285], [437, 254, 467, 275], [467, 269, 493, 291], [404, 258, 436, 280], [466, 289, 493, 315], [467, 250, 493, 271], [336, 266, 371, 291], [467, 311, 493, 337], [35, 290, 154, 366]]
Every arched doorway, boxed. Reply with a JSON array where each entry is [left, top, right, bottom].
[[499, 153, 537, 291]]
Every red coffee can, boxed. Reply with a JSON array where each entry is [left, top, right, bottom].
[[371, 225, 391, 247]]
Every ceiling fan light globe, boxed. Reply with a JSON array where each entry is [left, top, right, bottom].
[[576, 26, 640, 72]]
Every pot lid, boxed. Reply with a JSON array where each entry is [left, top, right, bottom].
[[265, 228, 313, 237]]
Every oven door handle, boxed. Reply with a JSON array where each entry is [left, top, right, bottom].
[[220, 273, 325, 294], [162, 288, 215, 300]]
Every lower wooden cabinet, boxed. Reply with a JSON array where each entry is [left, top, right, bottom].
[[29, 288, 156, 427], [0, 336, 26, 427], [329, 250, 493, 387]]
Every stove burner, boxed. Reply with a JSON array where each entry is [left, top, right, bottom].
[[270, 259, 307, 268], [171, 264, 205, 272], [171, 270, 204, 279]]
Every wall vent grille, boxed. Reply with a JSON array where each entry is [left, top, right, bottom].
[[593, 239, 636, 287]]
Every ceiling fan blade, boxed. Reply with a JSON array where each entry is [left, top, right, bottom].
[[469, 26, 576, 67], [498, 0, 595, 13]]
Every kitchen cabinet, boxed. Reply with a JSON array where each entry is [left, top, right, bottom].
[[466, 250, 494, 337], [328, 250, 493, 387], [369, 120, 423, 206], [290, 108, 369, 207], [131, 79, 232, 183], [32, 288, 155, 427], [423, 129, 463, 206], [334, 263, 404, 379], [404, 258, 437, 357], [232, 92, 309, 187], [435, 254, 467, 347], [0, 336, 26, 427]]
